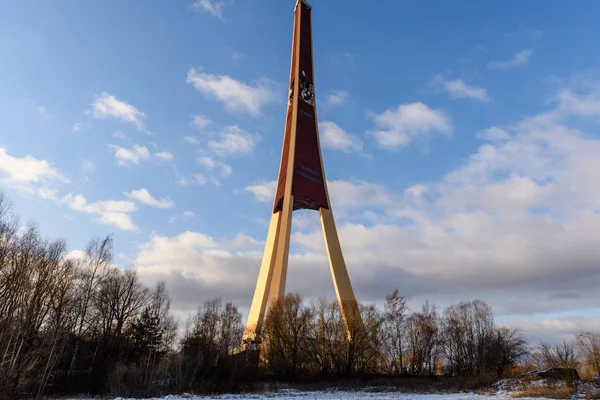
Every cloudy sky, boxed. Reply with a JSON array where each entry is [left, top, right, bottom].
[[2, 0, 600, 344]]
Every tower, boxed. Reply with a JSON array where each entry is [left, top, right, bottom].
[[242, 0, 362, 345]]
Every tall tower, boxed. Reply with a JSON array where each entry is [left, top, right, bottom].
[[242, 0, 362, 345]]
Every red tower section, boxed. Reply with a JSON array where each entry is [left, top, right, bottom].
[[273, 1, 329, 213]]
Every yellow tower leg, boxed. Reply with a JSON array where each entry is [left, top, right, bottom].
[[242, 211, 282, 342], [320, 207, 363, 337], [267, 193, 294, 302], [241, 194, 294, 344]]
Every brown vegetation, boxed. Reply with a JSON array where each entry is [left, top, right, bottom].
[[577, 332, 600, 380], [584, 388, 600, 399], [511, 384, 576, 399]]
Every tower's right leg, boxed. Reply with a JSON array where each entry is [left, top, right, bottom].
[[320, 207, 364, 339]]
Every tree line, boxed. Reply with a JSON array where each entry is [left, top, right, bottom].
[[257, 291, 528, 379], [0, 192, 598, 398], [259, 292, 599, 382]]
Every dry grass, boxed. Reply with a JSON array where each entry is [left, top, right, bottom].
[[511, 385, 575, 399], [268, 375, 498, 394], [583, 389, 600, 399]]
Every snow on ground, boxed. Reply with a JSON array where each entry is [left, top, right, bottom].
[[65, 377, 600, 399], [106, 389, 554, 400]]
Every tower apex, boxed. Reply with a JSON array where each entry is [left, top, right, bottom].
[[295, 0, 312, 10]]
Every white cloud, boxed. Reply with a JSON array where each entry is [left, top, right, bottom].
[[506, 27, 543, 41], [290, 211, 321, 232], [62, 193, 138, 231], [109, 144, 150, 166], [476, 127, 510, 141], [207, 125, 259, 156], [81, 160, 95, 173], [503, 316, 600, 345], [97, 213, 137, 231], [367, 102, 452, 149], [133, 230, 266, 312], [0, 147, 68, 185], [193, 175, 208, 185], [182, 126, 255, 186], [177, 174, 209, 187], [186, 67, 276, 117], [326, 90, 350, 107], [319, 121, 363, 153], [113, 131, 126, 140], [405, 184, 428, 199], [328, 180, 394, 210], [91, 92, 147, 131], [488, 49, 532, 69], [198, 156, 232, 177], [553, 87, 600, 118], [37, 106, 52, 118], [155, 151, 174, 161], [125, 188, 174, 209], [184, 136, 200, 145], [231, 50, 244, 62], [245, 180, 276, 203], [432, 76, 490, 102], [191, 0, 225, 20], [72, 122, 84, 132], [191, 115, 211, 129], [66, 249, 86, 261], [0, 148, 68, 199], [185, 126, 256, 184], [169, 211, 196, 224], [37, 187, 58, 200]]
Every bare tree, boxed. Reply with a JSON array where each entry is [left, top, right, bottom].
[[180, 298, 243, 389], [68, 236, 112, 377], [306, 298, 384, 376], [352, 303, 386, 374], [382, 289, 407, 375], [37, 258, 77, 398], [576, 332, 600, 376], [405, 301, 439, 376], [0, 216, 79, 398], [0, 196, 21, 372], [95, 268, 149, 342], [442, 299, 495, 376], [262, 293, 313, 379], [535, 340, 579, 370], [486, 327, 528, 377], [308, 297, 346, 377]]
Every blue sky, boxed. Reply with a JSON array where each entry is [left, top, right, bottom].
[[2, 0, 600, 344]]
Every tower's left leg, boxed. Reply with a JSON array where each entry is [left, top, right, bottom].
[[242, 211, 283, 344], [268, 193, 295, 302]]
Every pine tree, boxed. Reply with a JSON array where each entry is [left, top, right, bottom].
[[127, 307, 163, 364]]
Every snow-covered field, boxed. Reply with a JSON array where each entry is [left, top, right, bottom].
[[64, 377, 600, 400], [107, 389, 552, 400]]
